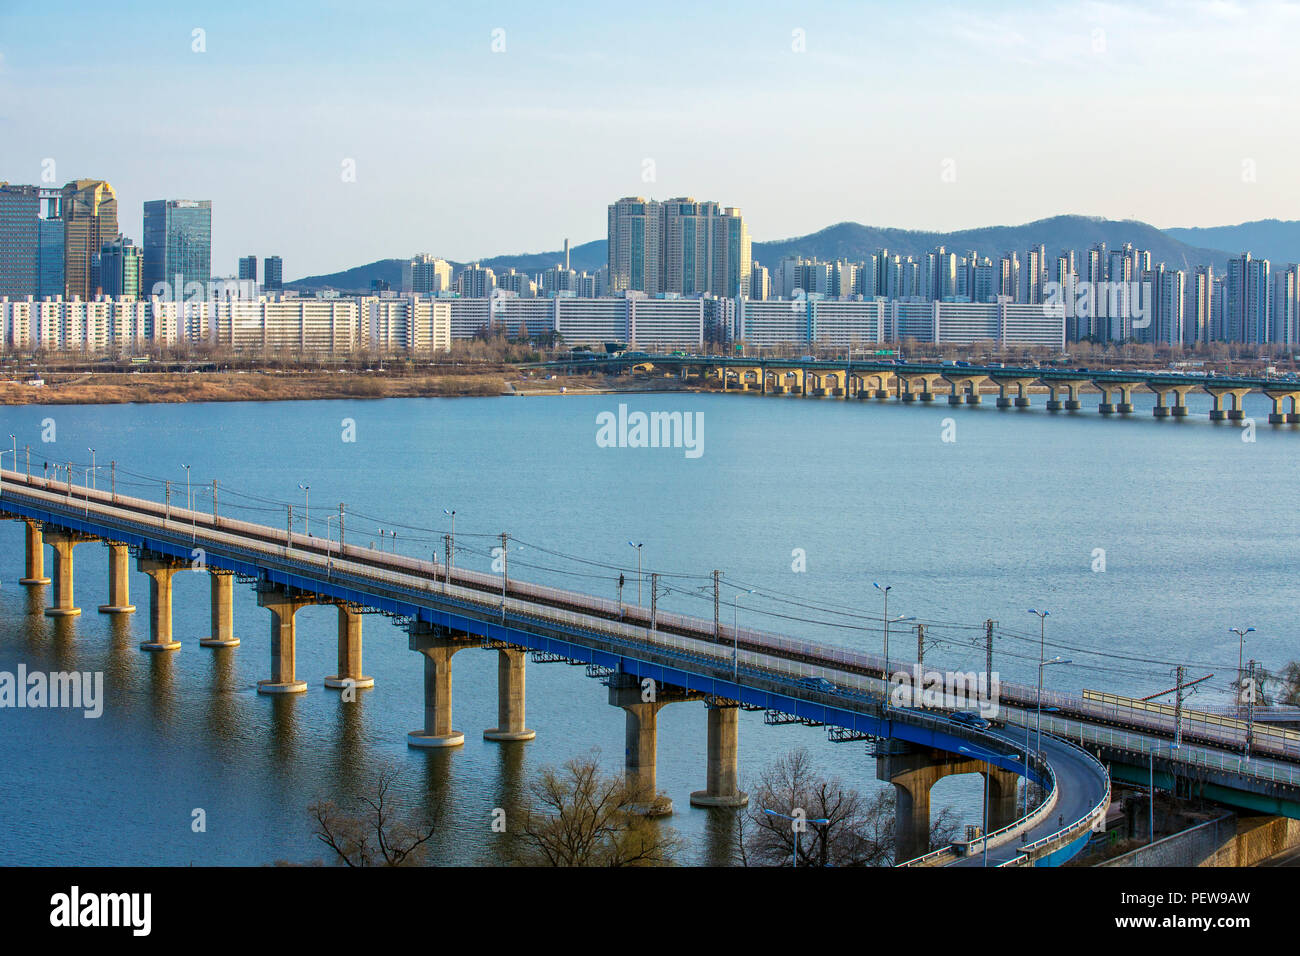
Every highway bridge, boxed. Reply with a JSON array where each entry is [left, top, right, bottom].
[[529, 353, 1300, 423], [2, 464, 1296, 866]]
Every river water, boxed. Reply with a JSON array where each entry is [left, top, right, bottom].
[[0, 389, 1295, 865]]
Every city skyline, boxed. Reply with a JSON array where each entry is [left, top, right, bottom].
[[3, 0, 1300, 279]]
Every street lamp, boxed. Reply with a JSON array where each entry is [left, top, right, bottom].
[[873, 582, 891, 682], [298, 482, 310, 536], [733, 588, 756, 682], [762, 808, 830, 867], [443, 509, 456, 575], [87, 448, 95, 490], [628, 541, 644, 606], [1229, 626, 1255, 704]]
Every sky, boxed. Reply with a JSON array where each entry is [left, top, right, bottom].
[[1, 0, 1298, 280]]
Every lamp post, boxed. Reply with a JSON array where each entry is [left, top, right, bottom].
[[873, 582, 891, 683], [628, 541, 643, 606], [87, 448, 96, 490], [1229, 626, 1255, 705], [298, 483, 310, 536], [733, 588, 756, 682], [762, 808, 830, 867]]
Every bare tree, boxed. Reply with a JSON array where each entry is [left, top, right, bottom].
[[511, 750, 682, 866], [309, 763, 441, 866]]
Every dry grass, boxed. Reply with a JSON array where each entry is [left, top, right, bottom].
[[0, 371, 507, 405]]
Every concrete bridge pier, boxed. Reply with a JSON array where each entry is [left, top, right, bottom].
[[986, 766, 1020, 830], [993, 378, 1034, 409], [97, 542, 135, 614], [1152, 387, 1171, 418], [1115, 383, 1137, 414], [44, 530, 94, 617], [325, 604, 372, 689], [1265, 390, 1299, 425], [19, 520, 50, 585], [1046, 384, 1063, 412], [483, 646, 535, 741], [609, 672, 697, 815], [256, 584, 313, 692], [200, 570, 240, 647], [1097, 384, 1116, 415], [689, 701, 748, 808], [1171, 386, 1192, 417], [407, 623, 480, 748], [878, 747, 1002, 863], [138, 554, 186, 650], [1060, 381, 1084, 411]]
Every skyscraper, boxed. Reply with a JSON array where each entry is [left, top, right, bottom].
[[98, 236, 143, 300], [264, 256, 283, 291], [143, 199, 212, 299], [1226, 253, 1271, 343], [238, 256, 258, 283], [61, 180, 118, 300], [0, 183, 41, 296], [405, 254, 451, 295]]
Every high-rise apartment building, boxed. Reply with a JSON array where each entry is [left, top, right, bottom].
[[1225, 253, 1271, 343], [405, 254, 451, 295], [142, 199, 212, 299], [608, 197, 749, 298]]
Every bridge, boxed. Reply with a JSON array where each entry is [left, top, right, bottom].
[[531, 353, 1300, 423], [2, 463, 1296, 866]]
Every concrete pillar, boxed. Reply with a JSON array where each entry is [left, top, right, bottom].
[[1014, 381, 1031, 408], [608, 672, 674, 815], [98, 542, 135, 614], [44, 530, 83, 618], [1097, 385, 1116, 415], [484, 647, 534, 741], [1153, 388, 1170, 418], [986, 767, 1020, 830], [19, 521, 50, 585], [1064, 382, 1083, 411], [1172, 387, 1191, 417], [1117, 384, 1135, 414], [407, 623, 474, 748], [256, 585, 311, 693], [901, 379, 917, 402], [995, 382, 1012, 409], [948, 381, 964, 405], [325, 604, 372, 689], [1227, 390, 1247, 421], [1268, 394, 1286, 425], [200, 570, 239, 647], [1046, 384, 1062, 412], [1209, 390, 1228, 421], [690, 703, 748, 808], [878, 747, 990, 863], [138, 555, 183, 651], [1288, 395, 1300, 425]]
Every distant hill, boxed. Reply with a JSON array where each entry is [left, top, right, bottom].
[[752, 215, 1231, 272], [288, 214, 1248, 292], [287, 240, 607, 293], [1163, 219, 1300, 266]]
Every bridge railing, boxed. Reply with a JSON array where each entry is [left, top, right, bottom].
[[996, 733, 1112, 868]]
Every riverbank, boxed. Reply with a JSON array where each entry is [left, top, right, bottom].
[[0, 369, 656, 405]]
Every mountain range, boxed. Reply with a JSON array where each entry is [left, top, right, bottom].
[[286, 215, 1300, 293]]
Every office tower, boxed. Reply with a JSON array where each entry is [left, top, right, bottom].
[[97, 237, 143, 300], [0, 183, 42, 296], [143, 199, 212, 299], [406, 254, 451, 295], [1226, 253, 1271, 343], [264, 255, 283, 291], [38, 195, 65, 299], [238, 256, 258, 283], [60, 180, 119, 300]]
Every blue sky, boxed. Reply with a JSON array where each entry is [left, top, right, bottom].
[[2, 0, 1297, 278]]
